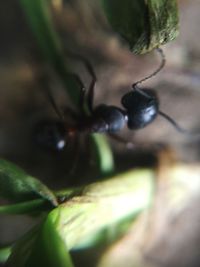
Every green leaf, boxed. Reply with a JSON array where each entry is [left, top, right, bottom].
[[0, 246, 11, 264], [101, 0, 179, 53], [91, 134, 114, 175], [0, 199, 51, 215], [54, 169, 154, 249], [6, 169, 154, 266], [7, 211, 74, 267], [20, 0, 80, 106], [0, 159, 57, 206]]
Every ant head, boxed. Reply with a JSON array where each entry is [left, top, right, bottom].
[[120, 48, 200, 138], [121, 88, 159, 129], [120, 48, 164, 130]]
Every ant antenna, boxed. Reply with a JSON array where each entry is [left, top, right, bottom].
[[133, 48, 166, 88], [128, 48, 200, 139], [159, 111, 200, 138]]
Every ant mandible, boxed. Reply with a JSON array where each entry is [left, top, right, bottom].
[[35, 48, 195, 151]]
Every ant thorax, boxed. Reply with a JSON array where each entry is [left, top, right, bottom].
[[90, 104, 127, 133]]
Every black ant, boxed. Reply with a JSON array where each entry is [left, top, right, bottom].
[[34, 48, 198, 151]]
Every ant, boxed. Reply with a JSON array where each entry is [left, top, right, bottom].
[[34, 48, 198, 151]]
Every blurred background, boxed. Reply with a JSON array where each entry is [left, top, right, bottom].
[[1, 0, 200, 266]]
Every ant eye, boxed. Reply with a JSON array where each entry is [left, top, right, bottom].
[[121, 89, 159, 129], [34, 120, 66, 151]]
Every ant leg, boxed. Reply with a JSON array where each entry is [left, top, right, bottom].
[[65, 50, 97, 113], [46, 87, 65, 120], [38, 74, 66, 121], [63, 106, 80, 121], [109, 133, 135, 149], [83, 58, 97, 113], [67, 72, 87, 114], [38, 71, 81, 122], [68, 137, 81, 177]]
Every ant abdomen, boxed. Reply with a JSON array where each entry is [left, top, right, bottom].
[[92, 104, 127, 133], [121, 89, 159, 130], [34, 120, 66, 151]]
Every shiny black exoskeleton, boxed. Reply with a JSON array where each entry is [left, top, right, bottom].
[[121, 89, 159, 130], [34, 86, 160, 151], [89, 105, 127, 133], [36, 48, 193, 151], [35, 120, 66, 151], [89, 88, 159, 133]]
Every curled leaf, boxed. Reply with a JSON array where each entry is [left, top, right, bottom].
[[101, 0, 179, 53], [0, 159, 57, 206], [54, 169, 154, 249], [7, 210, 74, 267], [20, 0, 81, 106]]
